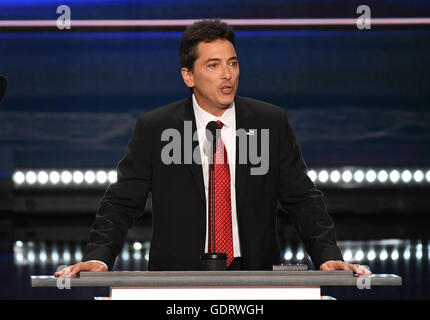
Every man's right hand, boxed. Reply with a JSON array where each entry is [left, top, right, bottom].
[[54, 261, 107, 278]]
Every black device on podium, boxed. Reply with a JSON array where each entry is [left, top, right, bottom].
[[200, 121, 228, 271]]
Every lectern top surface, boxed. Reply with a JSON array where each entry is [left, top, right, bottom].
[[31, 270, 402, 288], [78, 270, 353, 278]]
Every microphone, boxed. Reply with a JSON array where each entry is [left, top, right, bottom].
[[0, 75, 7, 104], [203, 121, 221, 158], [206, 121, 219, 254], [205, 120, 222, 156], [205, 121, 220, 142], [200, 121, 228, 271]]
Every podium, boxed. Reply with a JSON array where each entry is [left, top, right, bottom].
[[31, 268, 402, 300]]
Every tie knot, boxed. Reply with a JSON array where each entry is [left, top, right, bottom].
[[217, 120, 224, 128]]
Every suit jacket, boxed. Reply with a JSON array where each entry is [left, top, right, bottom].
[[82, 95, 344, 271]]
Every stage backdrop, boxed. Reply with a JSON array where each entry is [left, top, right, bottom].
[[0, 0, 429, 175]]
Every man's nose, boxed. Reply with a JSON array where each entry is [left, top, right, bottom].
[[221, 65, 232, 80]]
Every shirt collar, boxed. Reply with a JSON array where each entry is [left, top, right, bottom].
[[192, 93, 235, 128]]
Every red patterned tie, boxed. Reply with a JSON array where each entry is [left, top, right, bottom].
[[208, 120, 234, 267]]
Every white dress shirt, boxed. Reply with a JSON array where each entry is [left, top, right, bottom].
[[192, 94, 241, 258]]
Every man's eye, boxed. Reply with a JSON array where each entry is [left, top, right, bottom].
[[230, 61, 238, 66], [208, 63, 217, 68]]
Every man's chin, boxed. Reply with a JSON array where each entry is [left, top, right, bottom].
[[218, 95, 235, 108]]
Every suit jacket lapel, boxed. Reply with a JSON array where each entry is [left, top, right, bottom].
[[177, 95, 206, 204], [234, 96, 253, 219]]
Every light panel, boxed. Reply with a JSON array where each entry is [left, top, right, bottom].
[[12, 239, 426, 266], [11, 167, 430, 188]]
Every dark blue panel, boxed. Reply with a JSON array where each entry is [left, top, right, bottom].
[[0, 29, 429, 171]]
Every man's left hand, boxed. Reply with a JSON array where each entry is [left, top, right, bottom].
[[320, 260, 372, 276]]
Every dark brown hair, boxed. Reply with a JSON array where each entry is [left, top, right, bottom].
[[179, 18, 237, 71]]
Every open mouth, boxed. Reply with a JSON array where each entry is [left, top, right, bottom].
[[220, 85, 233, 94]]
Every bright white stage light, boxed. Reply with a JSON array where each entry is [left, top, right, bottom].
[[133, 242, 143, 251], [27, 250, 35, 263], [72, 171, 84, 184], [342, 170, 353, 183], [416, 250, 423, 259], [343, 249, 353, 262], [353, 170, 364, 183], [37, 171, 49, 184], [296, 250, 305, 260], [365, 170, 377, 183], [307, 170, 317, 182], [74, 249, 83, 262], [389, 170, 400, 183], [121, 250, 129, 261], [15, 240, 24, 248], [367, 250, 376, 261], [13, 171, 25, 185], [51, 250, 59, 263], [401, 170, 412, 183], [61, 171, 72, 184], [108, 170, 117, 183], [39, 251, 48, 263], [380, 250, 388, 261], [96, 170, 108, 184], [133, 251, 142, 260], [284, 251, 293, 261], [15, 253, 24, 264], [84, 170, 96, 184], [26, 171, 37, 185], [49, 171, 60, 184], [330, 170, 341, 183], [63, 250, 71, 262], [413, 170, 424, 183], [354, 250, 364, 261], [378, 170, 388, 183], [403, 249, 411, 260], [318, 170, 329, 183], [391, 249, 399, 261], [426, 170, 430, 182]]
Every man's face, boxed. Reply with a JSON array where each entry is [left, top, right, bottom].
[[181, 39, 239, 116]]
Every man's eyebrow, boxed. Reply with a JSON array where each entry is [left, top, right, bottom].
[[204, 56, 238, 64]]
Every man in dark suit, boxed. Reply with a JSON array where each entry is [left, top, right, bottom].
[[55, 19, 371, 277]]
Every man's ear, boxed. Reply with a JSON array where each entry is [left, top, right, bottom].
[[181, 67, 194, 89]]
